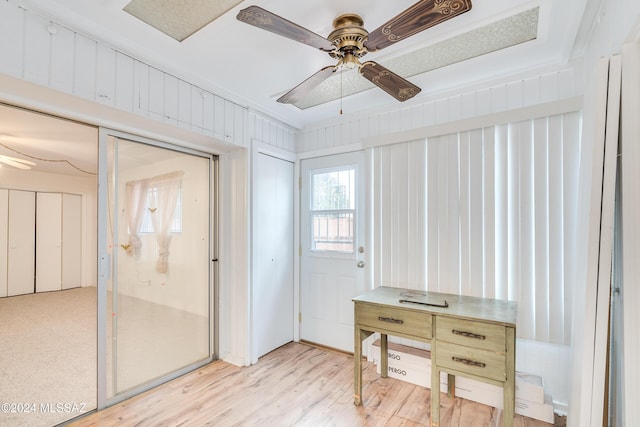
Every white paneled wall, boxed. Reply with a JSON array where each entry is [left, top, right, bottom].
[[0, 1, 240, 144], [248, 111, 297, 152], [299, 69, 577, 153], [0, 1, 296, 153], [218, 147, 250, 366], [373, 140, 427, 290]]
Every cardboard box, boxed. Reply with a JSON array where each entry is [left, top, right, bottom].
[[368, 340, 431, 368], [374, 356, 448, 388], [516, 394, 555, 424], [369, 340, 545, 402], [368, 340, 553, 423]]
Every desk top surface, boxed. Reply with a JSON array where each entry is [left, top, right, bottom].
[[353, 286, 517, 326]]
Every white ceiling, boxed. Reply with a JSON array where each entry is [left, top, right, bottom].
[[22, 0, 592, 129], [0, 104, 97, 177], [1, 0, 594, 177]]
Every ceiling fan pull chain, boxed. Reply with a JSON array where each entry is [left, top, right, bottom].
[[340, 64, 343, 115]]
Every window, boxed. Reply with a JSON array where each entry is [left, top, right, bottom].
[[310, 167, 355, 253], [140, 187, 182, 233]]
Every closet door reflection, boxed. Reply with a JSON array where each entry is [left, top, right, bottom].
[[106, 136, 211, 399]]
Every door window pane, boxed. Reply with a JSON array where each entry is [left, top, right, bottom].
[[310, 167, 355, 253], [312, 169, 355, 210]]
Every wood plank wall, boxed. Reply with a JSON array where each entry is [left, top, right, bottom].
[[299, 68, 577, 153]]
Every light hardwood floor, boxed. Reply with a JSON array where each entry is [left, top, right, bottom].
[[69, 342, 564, 427]]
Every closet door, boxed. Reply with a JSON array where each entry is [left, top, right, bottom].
[[7, 190, 35, 296], [252, 151, 294, 361], [36, 192, 62, 293], [62, 193, 82, 289], [0, 189, 8, 297]]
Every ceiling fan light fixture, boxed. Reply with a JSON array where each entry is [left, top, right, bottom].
[[340, 52, 360, 70]]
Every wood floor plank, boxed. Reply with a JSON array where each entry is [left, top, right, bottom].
[[70, 342, 563, 427]]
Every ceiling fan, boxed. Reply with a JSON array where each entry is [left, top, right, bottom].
[[236, 1, 472, 106]]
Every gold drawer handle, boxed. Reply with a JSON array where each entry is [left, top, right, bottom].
[[452, 329, 486, 340], [452, 356, 486, 368], [378, 316, 404, 324]]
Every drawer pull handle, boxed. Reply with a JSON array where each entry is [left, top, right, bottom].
[[378, 316, 403, 324], [452, 329, 486, 340], [452, 356, 486, 368]]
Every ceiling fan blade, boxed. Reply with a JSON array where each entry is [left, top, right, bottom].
[[0, 154, 36, 165], [0, 157, 33, 169], [277, 66, 338, 104], [237, 6, 334, 52], [359, 62, 421, 102], [365, 0, 472, 51]]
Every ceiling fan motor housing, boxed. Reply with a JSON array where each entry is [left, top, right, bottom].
[[328, 13, 369, 65]]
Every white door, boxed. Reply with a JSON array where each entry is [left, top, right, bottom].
[[252, 151, 294, 361], [7, 190, 35, 296], [300, 151, 367, 352], [36, 192, 63, 293], [62, 193, 82, 289]]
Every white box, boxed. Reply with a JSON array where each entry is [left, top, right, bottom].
[[374, 357, 448, 388], [516, 371, 545, 404], [515, 394, 555, 424], [449, 379, 555, 423], [368, 340, 553, 423], [368, 339, 431, 369], [369, 340, 460, 390]]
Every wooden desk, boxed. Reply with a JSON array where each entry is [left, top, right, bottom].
[[353, 286, 517, 427]]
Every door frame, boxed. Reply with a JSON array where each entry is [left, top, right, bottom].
[[620, 38, 640, 426]]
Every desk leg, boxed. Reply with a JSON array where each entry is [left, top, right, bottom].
[[354, 328, 373, 406], [504, 327, 516, 427], [447, 374, 455, 398], [432, 366, 441, 427], [354, 327, 363, 405], [380, 334, 388, 378], [431, 336, 440, 427]]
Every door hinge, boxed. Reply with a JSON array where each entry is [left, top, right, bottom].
[[299, 312, 302, 323]]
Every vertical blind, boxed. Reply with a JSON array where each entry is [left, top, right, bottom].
[[373, 111, 581, 345]]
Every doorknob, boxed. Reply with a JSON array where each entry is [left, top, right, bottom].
[[357, 261, 365, 268]]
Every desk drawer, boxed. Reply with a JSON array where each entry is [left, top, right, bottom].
[[436, 341, 506, 382], [436, 317, 505, 352], [356, 303, 432, 339]]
